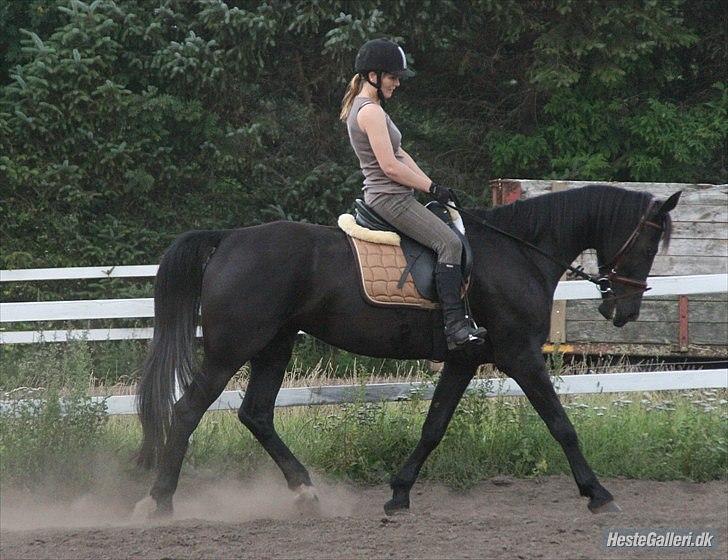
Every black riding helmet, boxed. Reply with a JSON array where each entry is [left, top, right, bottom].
[[355, 38, 415, 102]]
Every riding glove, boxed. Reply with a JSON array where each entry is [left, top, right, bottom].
[[429, 182, 453, 205]]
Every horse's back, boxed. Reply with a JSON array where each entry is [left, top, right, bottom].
[[203, 220, 348, 297], [198, 221, 355, 352]]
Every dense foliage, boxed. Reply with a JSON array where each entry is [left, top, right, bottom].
[[2, 0, 726, 270]]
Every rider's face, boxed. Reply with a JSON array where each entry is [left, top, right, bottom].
[[368, 72, 401, 99]]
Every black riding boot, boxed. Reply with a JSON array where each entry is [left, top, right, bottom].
[[435, 263, 487, 350]]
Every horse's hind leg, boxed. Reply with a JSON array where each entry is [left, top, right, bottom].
[[237, 330, 318, 509], [385, 361, 476, 514], [145, 358, 234, 516]]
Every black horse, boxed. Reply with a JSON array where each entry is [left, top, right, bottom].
[[134, 185, 680, 518]]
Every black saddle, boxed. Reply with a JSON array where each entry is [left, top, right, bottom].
[[353, 198, 473, 301]]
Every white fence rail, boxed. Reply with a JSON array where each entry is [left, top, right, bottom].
[[1, 265, 726, 344], [1, 266, 726, 415], [0, 265, 158, 282], [2, 369, 726, 416]]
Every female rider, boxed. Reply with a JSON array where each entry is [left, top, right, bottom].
[[340, 38, 486, 351]]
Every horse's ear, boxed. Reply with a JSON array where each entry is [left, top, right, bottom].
[[657, 191, 681, 214]]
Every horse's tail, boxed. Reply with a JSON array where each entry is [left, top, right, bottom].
[[136, 229, 226, 469]]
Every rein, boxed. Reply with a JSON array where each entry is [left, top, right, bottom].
[[443, 194, 662, 297]]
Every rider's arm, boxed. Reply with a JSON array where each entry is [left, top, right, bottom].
[[397, 147, 430, 182], [357, 104, 432, 193]]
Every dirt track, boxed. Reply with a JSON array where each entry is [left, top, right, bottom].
[[1, 475, 726, 559]]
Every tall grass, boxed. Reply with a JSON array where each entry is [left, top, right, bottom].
[[0, 342, 108, 495], [6, 385, 724, 499], [176, 388, 728, 487], [0, 336, 432, 391], [1, 340, 725, 499]]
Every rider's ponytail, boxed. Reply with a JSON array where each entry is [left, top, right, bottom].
[[339, 73, 363, 121]]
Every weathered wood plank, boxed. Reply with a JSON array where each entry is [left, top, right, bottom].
[[670, 222, 728, 240], [646, 293, 728, 303], [667, 205, 727, 223], [692, 323, 728, 345], [578, 253, 727, 275], [651, 238, 725, 256], [515, 181, 726, 205], [572, 253, 727, 275], [566, 300, 728, 323], [567, 321, 675, 343], [567, 320, 727, 345], [644, 255, 726, 275], [575, 242, 727, 259]]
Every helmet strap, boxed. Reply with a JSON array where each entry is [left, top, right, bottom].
[[362, 70, 385, 104]]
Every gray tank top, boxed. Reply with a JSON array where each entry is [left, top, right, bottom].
[[346, 96, 412, 203]]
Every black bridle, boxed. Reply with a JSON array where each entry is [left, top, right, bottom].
[[442, 194, 663, 297], [595, 198, 663, 296]]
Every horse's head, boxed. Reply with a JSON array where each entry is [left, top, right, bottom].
[[597, 191, 681, 327]]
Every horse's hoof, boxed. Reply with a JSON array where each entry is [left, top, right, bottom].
[[131, 496, 156, 521], [383, 498, 410, 516], [150, 505, 174, 519], [589, 499, 622, 514], [294, 485, 322, 517], [133, 495, 173, 520]]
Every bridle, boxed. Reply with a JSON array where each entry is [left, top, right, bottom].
[[442, 194, 664, 298], [596, 199, 663, 297]]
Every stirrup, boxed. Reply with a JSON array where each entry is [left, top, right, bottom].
[[446, 317, 487, 350], [467, 315, 487, 340]]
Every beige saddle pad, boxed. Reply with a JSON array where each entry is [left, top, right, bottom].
[[338, 214, 439, 310]]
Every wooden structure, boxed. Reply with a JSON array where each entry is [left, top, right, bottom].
[[490, 179, 728, 358]]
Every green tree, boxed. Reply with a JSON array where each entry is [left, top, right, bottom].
[[1, 0, 725, 280]]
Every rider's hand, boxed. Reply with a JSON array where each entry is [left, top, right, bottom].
[[429, 182, 453, 205]]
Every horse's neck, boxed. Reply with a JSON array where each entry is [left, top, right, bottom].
[[548, 207, 593, 270], [525, 197, 598, 282], [513, 190, 620, 284], [546, 188, 646, 276], [474, 187, 641, 289]]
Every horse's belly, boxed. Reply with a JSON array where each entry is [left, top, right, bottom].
[[298, 304, 438, 360]]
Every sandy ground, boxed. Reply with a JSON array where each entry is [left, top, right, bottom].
[[1, 474, 726, 560]]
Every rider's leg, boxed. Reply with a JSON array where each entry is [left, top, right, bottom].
[[367, 193, 486, 350]]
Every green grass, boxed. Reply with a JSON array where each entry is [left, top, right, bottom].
[[1, 340, 725, 499], [0, 337, 432, 391], [2, 383, 725, 499]]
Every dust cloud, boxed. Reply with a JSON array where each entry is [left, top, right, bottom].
[[1, 460, 358, 532]]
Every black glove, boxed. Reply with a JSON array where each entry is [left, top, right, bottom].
[[428, 182, 452, 205]]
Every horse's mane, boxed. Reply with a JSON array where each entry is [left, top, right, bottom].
[[474, 185, 672, 251]]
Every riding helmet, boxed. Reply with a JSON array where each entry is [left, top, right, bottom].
[[354, 38, 415, 79]]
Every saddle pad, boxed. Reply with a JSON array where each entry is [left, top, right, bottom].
[[348, 237, 439, 310]]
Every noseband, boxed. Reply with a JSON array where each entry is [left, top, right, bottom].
[[597, 199, 663, 296]]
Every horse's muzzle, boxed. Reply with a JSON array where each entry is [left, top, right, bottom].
[[598, 298, 615, 321]]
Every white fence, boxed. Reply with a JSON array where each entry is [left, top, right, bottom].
[[1, 266, 726, 344], [1, 266, 726, 415], [1, 369, 726, 417]]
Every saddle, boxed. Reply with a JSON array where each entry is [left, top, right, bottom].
[[338, 198, 473, 309]]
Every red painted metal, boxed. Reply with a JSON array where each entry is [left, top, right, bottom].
[[678, 295, 689, 351]]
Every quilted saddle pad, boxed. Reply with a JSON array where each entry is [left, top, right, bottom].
[[348, 236, 439, 310]]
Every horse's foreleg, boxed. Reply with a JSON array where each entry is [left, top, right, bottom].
[[510, 362, 619, 513], [384, 361, 476, 515], [237, 331, 318, 512], [145, 359, 233, 517]]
